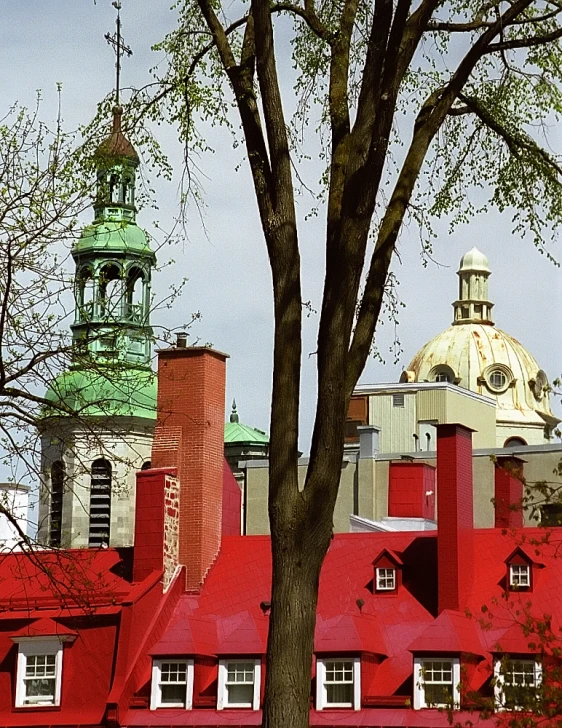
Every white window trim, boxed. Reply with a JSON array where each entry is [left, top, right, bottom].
[[376, 567, 396, 591], [150, 658, 194, 710], [509, 564, 530, 588], [217, 659, 261, 710], [316, 657, 361, 711], [14, 639, 63, 708], [494, 658, 542, 710], [413, 656, 460, 709]]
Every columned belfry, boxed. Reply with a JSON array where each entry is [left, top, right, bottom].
[[72, 106, 154, 368], [452, 246, 494, 325], [38, 6, 157, 549]]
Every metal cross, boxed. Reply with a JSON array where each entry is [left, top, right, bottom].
[[105, 1, 133, 107]]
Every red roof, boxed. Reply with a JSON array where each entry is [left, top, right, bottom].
[[408, 610, 486, 655], [9, 617, 77, 641]]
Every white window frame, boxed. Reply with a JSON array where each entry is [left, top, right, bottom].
[[376, 567, 396, 591], [413, 657, 460, 709], [150, 658, 194, 710], [494, 658, 542, 710], [14, 639, 63, 708], [509, 564, 530, 588], [316, 657, 361, 710], [217, 659, 261, 710]]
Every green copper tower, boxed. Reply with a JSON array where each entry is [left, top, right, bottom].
[[45, 108, 157, 420], [72, 107, 155, 370]]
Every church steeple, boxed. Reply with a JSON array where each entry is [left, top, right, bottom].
[[452, 247, 494, 325], [71, 114, 155, 367], [69, 2, 154, 368]]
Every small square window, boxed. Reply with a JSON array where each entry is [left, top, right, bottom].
[[151, 659, 194, 709], [413, 657, 460, 709], [376, 568, 396, 591], [15, 641, 63, 708], [509, 564, 530, 588], [316, 657, 361, 710], [392, 393, 405, 408], [218, 660, 261, 710]]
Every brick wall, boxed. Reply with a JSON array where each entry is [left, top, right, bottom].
[[152, 347, 228, 590], [436, 423, 474, 613]]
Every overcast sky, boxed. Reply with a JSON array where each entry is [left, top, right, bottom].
[[1, 0, 561, 453]]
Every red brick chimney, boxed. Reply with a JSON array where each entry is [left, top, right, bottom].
[[151, 345, 228, 590], [494, 456, 525, 529], [436, 423, 474, 613]]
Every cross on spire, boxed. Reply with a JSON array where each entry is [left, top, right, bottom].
[[105, 0, 133, 107]]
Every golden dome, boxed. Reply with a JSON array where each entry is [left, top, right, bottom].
[[404, 250, 559, 445]]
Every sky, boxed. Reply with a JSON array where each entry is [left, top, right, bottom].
[[1, 0, 561, 454]]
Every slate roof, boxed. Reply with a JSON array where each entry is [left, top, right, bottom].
[[123, 527, 562, 726]]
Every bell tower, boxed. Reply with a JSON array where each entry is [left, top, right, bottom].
[[38, 4, 157, 549], [71, 106, 155, 368]]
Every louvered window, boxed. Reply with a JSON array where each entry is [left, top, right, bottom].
[[89, 459, 112, 547], [49, 461, 64, 547]]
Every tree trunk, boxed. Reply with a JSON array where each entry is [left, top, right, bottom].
[[262, 521, 332, 728]]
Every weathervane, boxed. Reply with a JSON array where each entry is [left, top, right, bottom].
[[105, 1, 132, 107]]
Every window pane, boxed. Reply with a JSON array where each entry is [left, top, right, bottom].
[[226, 662, 254, 683], [227, 683, 254, 704], [425, 683, 453, 706], [160, 662, 187, 683], [161, 683, 186, 705], [422, 660, 454, 706], [327, 682, 353, 705]]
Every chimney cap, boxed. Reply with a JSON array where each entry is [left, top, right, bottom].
[[176, 332, 188, 348]]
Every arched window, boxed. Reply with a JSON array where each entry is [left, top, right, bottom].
[[123, 175, 134, 206], [109, 173, 120, 204], [89, 459, 112, 547], [49, 461, 64, 547], [77, 267, 94, 320], [125, 267, 145, 323], [141, 460, 152, 470], [504, 437, 527, 448], [99, 264, 122, 319], [429, 365, 456, 384]]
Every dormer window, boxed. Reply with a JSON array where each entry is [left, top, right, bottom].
[[316, 657, 361, 710], [494, 658, 542, 710], [505, 547, 538, 592], [15, 642, 63, 707], [372, 549, 402, 594], [11, 620, 76, 709], [413, 657, 460, 709], [376, 568, 395, 591], [217, 659, 261, 710], [150, 659, 194, 709], [509, 564, 530, 588]]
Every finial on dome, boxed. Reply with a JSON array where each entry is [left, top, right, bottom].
[[453, 247, 494, 326], [112, 105, 124, 133], [230, 400, 239, 423], [105, 1, 132, 108]]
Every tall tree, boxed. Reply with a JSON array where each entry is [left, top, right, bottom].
[[136, 1, 562, 725], [0, 98, 91, 497]]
